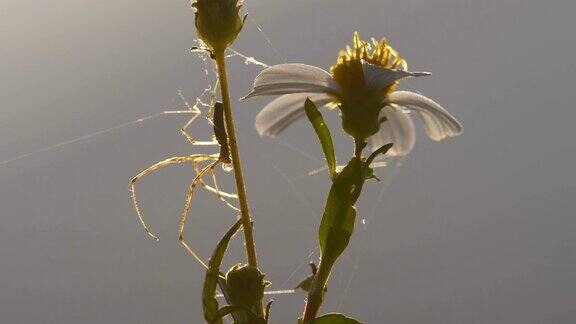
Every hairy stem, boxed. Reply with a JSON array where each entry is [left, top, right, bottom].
[[214, 52, 259, 268], [213, 52, 263, 317]]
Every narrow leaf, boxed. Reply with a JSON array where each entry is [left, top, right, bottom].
[[304, 98, 337, 180], [365, 143, 393, 167], [318, 157, 364, 256], [202, 220, 242, 323], [312, 313, 364, 324], [308, 158, 365, 311]]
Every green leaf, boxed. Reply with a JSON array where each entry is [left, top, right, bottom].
[[202, 219, 242, 323], [318, 157, 364, 257], [365, 143, 393, 167], [307, 158, 365, 309], [304, 98, 337, 180], [312, 313, 364, 324], [320, 205, 356, 263]]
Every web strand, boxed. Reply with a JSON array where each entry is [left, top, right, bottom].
[[248, 15, 287, 63], [0, 41, 262, 170], [336, 157, 406, 310], [0, 18, 405, 308], [0, 112, 163, 168]]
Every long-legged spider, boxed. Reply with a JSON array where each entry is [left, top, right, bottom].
[[130, 90, 239, 269]]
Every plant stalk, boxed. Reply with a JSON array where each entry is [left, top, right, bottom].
[[302, 258, 332, 322], [214, 52, 264, 317], [214, 52, 259, 270]]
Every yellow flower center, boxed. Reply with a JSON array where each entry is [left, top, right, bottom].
[[330, 32, 407, 101], [329, 32, 408, 140]]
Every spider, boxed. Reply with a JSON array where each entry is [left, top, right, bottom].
[[130, 90, 239, 269]]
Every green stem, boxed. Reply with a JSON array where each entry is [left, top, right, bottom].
[[354, 139, 366, 159], [214, 52, 258, 270], [214, 52, 263, 317], [302, 257, 333, 322]]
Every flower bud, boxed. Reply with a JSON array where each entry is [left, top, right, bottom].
[[225, 264, 269, 308], [192, 0, 247, 53]]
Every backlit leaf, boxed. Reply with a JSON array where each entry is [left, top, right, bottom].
[[202, 220, 242, 323], [304, 98, 337, 180]]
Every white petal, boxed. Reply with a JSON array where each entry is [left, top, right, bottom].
[[361, 61, 431, 90], [255, 93, 334, 137], [368, 107, 416, 157], [243, 63, 340, 99], [386, 91, 463, 141]]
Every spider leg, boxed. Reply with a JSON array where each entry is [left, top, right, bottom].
[[192, 160, 239, 210], [198, 178, 239, 199], [163, 90, 219, 146], [163, 109, 218, 146], [178, 161, 218, 269], [181, 112, 218, 146], [208, 165, 240, 212], [130, 154, 218, 240]]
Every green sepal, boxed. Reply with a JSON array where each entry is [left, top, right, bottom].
[[304, 98, 337, 181], [202, 219, 242, 323], [311, 313, 364, 324]]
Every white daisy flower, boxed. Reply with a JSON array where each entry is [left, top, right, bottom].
[[244, 33, 462, 157]]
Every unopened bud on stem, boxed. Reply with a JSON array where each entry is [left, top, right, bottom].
[[192, 0, 247, 53], [225, 264, 269, 309]]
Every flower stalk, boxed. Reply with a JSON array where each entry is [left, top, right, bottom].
[[214, 51, 259, 270], [246, 34, 463, 323], [302, 261, 330, 321], [215, 50, 265, 318], [191, 0, 266, 319]]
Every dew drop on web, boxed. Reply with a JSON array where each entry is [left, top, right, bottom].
[[222, 163, 233, 172]]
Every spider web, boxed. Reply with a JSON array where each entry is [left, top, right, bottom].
[[0, 16, 404, 316]]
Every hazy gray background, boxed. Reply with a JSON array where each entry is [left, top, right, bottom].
[[1, 0, 575, 323]]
